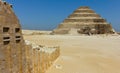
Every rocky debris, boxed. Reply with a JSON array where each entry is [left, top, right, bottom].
[[117, 32, 120, 35], [22, 30, 52, 35], [55, 64, 62, 69]]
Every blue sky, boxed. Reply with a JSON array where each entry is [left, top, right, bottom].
[[6, 0, 120, 31]]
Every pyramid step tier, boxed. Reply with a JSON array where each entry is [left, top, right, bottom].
[[63, 18, 106, 23], [60, 22, 108, 25], [68, 17, 103, 19], [74, 9, 95, 13], [78, 6, 90, 9], [74, 13, 98, 14], [68, 14, 101, 18]]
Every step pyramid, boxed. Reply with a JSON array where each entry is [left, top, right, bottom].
[[52, 6, 115, 35]]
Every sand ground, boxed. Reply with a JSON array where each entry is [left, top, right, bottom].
[[23, 32, 120, 73]]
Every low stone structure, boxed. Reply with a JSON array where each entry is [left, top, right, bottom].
[[52, 6, 115, 35], [0, 1, 60, 73], [24, 41, 60, 73]]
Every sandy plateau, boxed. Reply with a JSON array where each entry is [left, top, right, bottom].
[[23, 30, 120, 73]]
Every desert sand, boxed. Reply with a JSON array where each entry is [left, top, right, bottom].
[[23, 30, 120, 73]]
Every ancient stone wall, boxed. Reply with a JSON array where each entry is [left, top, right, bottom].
[[0, 1, 24, 73], [23, 41, 60, 73], [0, 1, 60, 73]]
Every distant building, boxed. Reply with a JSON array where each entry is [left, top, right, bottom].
[[52, 6, 115, 35]]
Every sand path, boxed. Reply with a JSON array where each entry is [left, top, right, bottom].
[[23, 35, 120, 73]]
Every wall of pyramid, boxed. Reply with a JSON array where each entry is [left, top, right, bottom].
[[0, 1, 60, 73], [0, 1, 25, 73], [52, 6, 115, 35]]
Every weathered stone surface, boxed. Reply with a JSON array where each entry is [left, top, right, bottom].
[[52, 6, 115, 35], [0, 1, 24, 73], [24, 41, 60, 73], [0, 1, 60, 73]]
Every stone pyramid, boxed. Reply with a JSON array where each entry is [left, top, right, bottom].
[[52, 6, 115, 35]]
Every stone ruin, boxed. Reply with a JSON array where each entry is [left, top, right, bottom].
[[0, 1, 60, 73], [52, 6, 115, 35], [24, 41, 60, 73]]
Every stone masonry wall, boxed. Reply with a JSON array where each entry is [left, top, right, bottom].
[[24, 41, 60, 73]]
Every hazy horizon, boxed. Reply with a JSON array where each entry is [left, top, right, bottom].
[[6, 0, 120, 32]]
